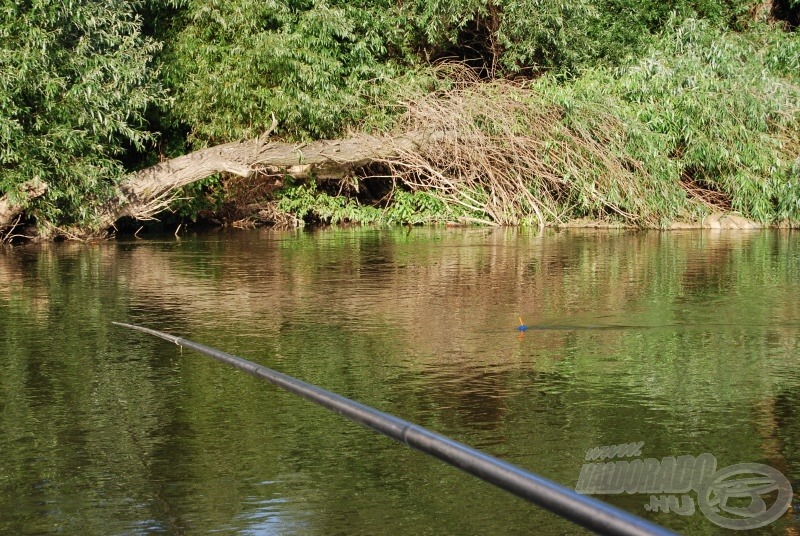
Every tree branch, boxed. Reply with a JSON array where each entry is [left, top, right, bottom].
[[100, 128, 431, 226], [0, 179, 48, 231]]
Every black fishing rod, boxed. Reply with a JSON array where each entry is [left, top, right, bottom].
[[113, 322, 679, 536]]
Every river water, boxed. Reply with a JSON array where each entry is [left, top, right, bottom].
[[1, 228, 798, 535]]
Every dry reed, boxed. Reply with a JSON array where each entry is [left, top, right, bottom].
[[382, 76, 659, 227]]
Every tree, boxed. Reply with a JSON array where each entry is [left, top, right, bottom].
[[157, 0, 427, 145], [0, 0, 164, 233]]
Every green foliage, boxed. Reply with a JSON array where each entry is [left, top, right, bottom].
[[2, 0, 799, 232], [172, 175, 227, 220], [528, 18, 800, 224], [274, 181, 461, 226], [585, 0, 754, 64], [388, 18, 800, 228], [158, 0, 434, 144], [0, 0, 164, 230], [398, 0, 756, 77], [495, 0, 597, 74], [774, 160, 800, 220], [613, 19, 800, 222], [156, 0, 762, 148], [149, 1, 800, 227], [175, 16, 800, 229]]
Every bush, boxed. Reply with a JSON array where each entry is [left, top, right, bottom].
[[614, 19, 800, 222], [156, 0, 761, 148], [0, 0, 164, 231], [157, 0, 435, 144]]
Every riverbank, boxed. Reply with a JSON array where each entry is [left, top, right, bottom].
[[2, 18, 798, 242], [558, 214, 799, 230]]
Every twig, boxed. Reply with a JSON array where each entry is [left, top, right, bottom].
[[1, 214, 23, 243]]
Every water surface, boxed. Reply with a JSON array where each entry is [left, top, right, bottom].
[[1, 228, 798, 534]]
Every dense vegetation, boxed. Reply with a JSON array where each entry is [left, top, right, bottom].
[[0, 0, 164, 233], [1, 0, 799, 237]]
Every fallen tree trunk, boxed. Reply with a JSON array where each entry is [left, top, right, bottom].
[[100, 128, 432, 228], [0, 179, 48, 232]]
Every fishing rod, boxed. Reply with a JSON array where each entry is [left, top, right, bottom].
[[113, 322, 679, 536]]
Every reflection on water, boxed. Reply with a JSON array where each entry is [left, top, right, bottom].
[[0, 228, 799, 534]]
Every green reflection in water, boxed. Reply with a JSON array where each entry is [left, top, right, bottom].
[[0, 228, 798, 535]]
